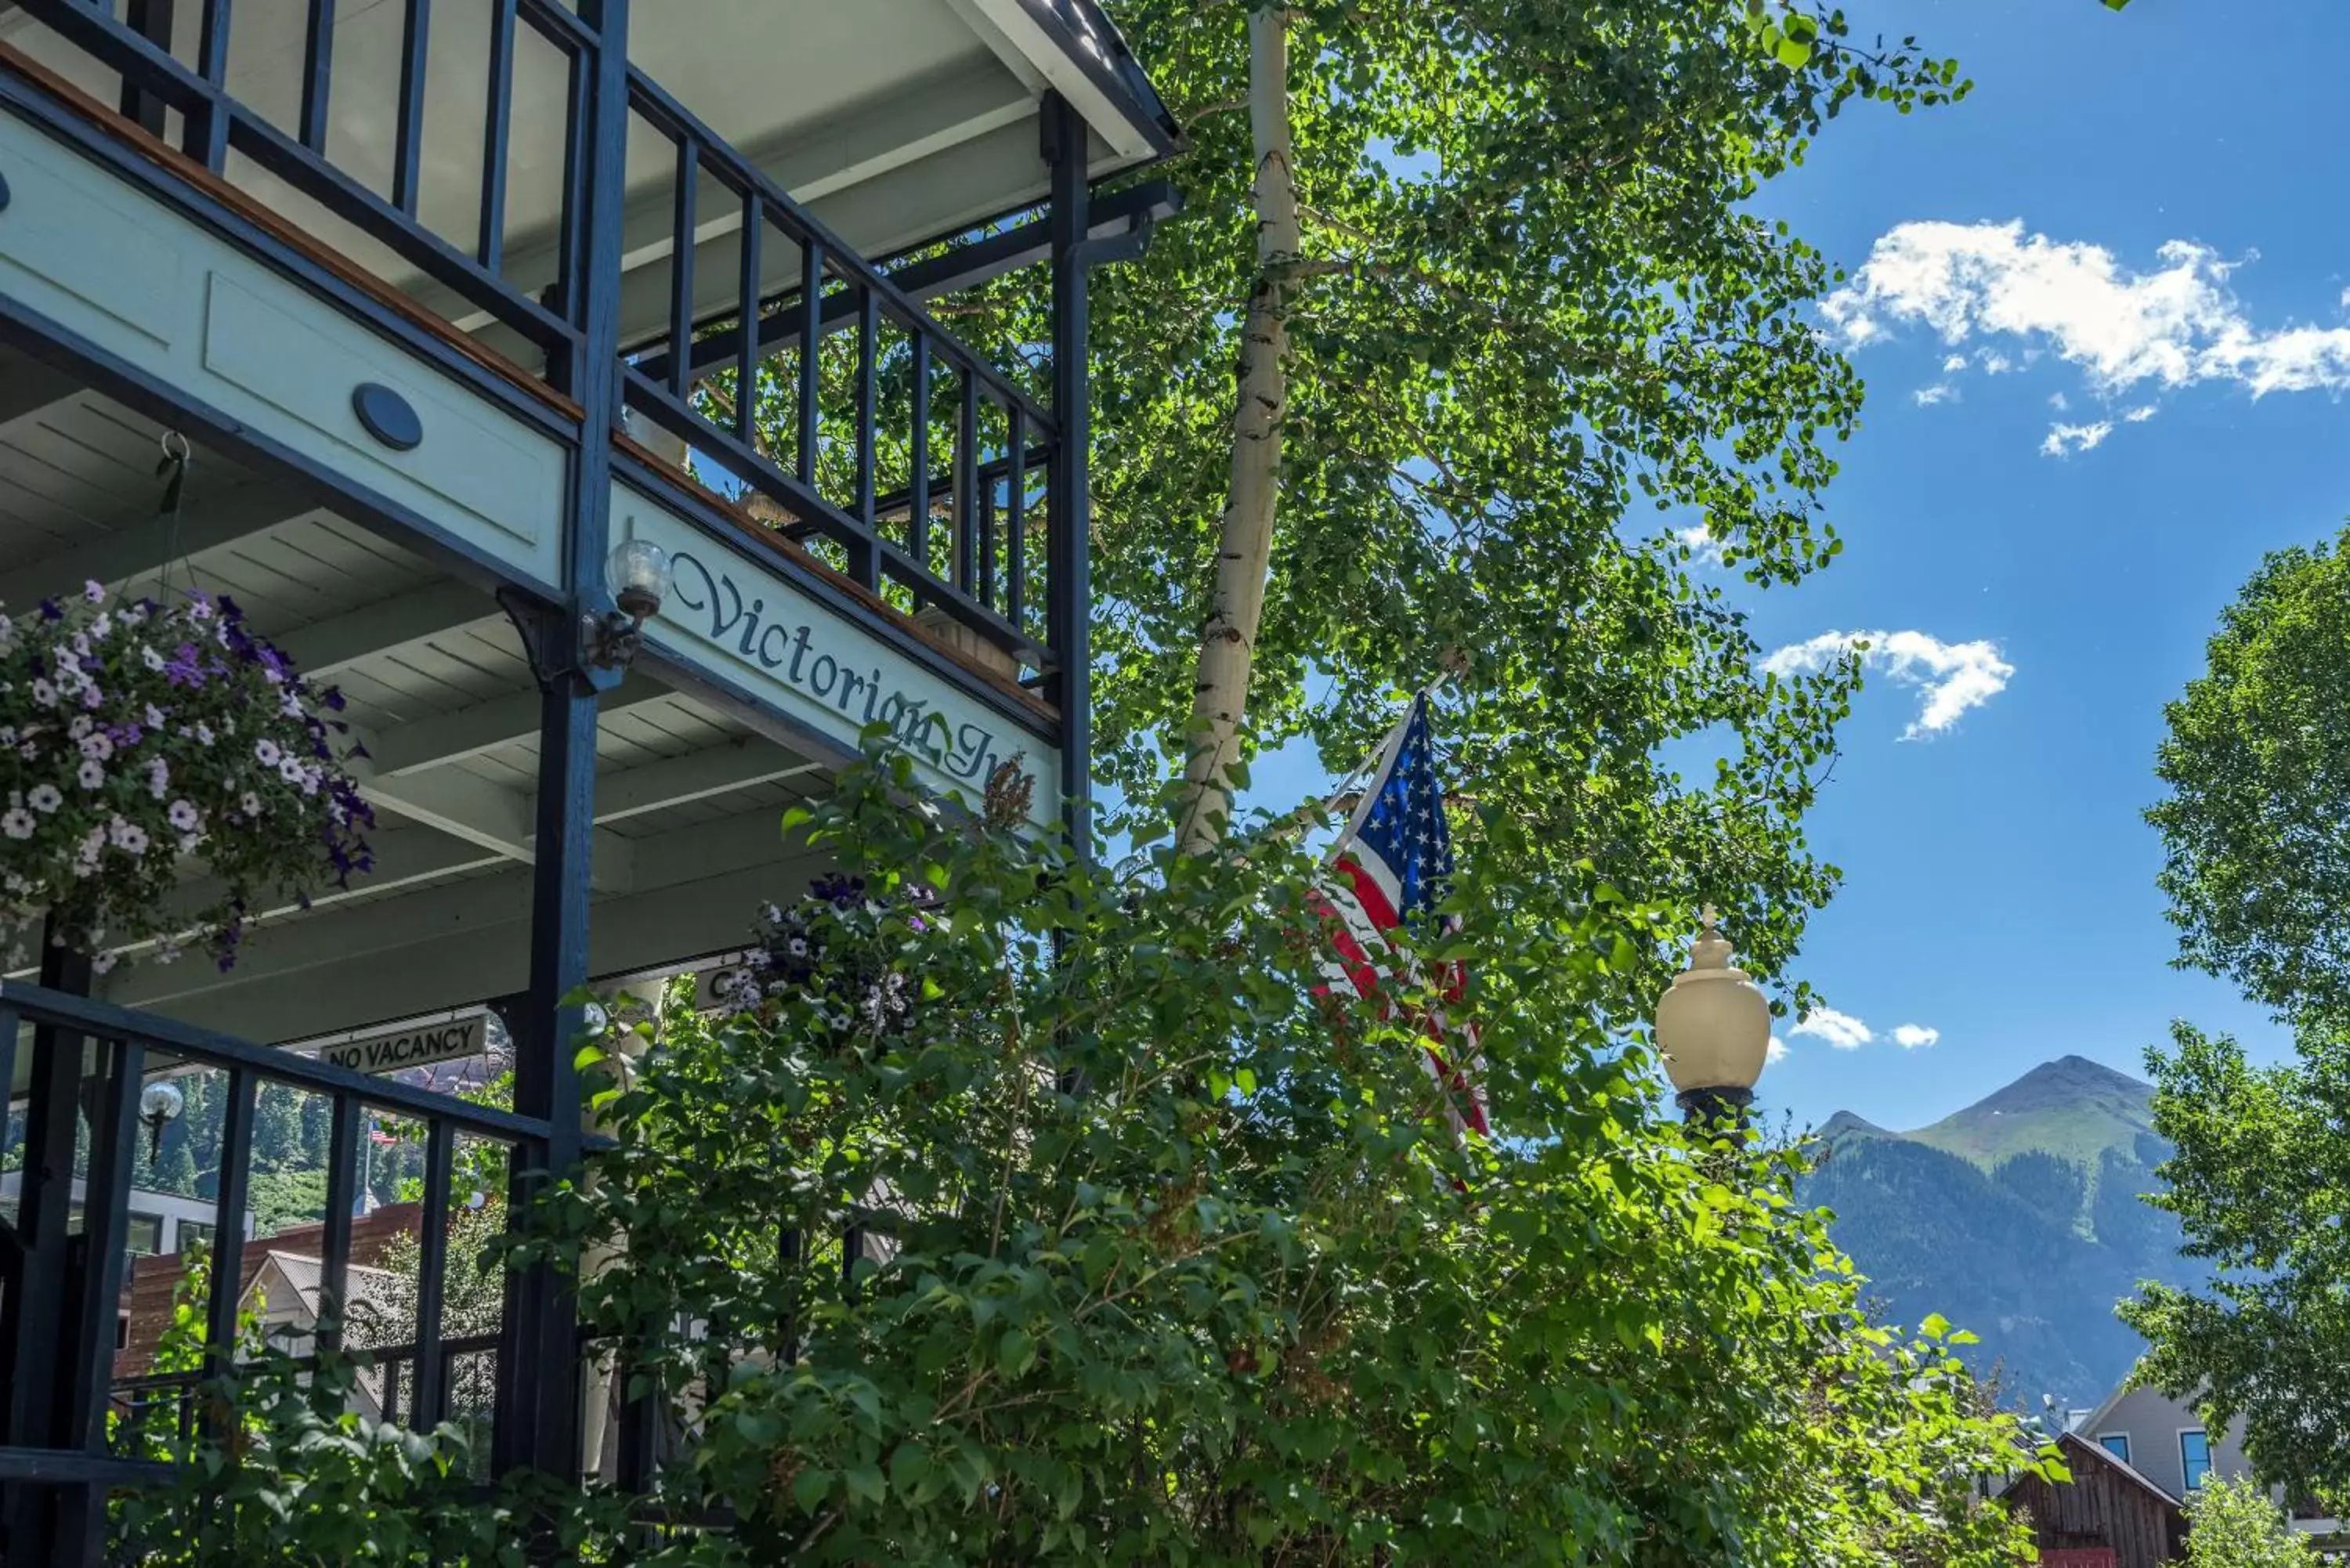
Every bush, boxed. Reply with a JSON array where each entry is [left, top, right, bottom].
[[108, 756, 2052, 1564], [2184, 1476, 2316, 1567]]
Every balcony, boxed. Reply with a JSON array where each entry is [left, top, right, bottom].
[[0, 0, 1177, 1044]]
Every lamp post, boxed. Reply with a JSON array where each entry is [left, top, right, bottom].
[[1653, 905, 1771, 1127]]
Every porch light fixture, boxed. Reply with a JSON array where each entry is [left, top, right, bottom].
[[584, 539, 673, 670], [138, 1079, 184, 1163], [1653, 905, 1771, 1126]]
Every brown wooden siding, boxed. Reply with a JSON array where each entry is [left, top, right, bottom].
[[2003, 1434, 2188, 1568]]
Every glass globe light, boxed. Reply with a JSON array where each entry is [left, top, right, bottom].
[[1653, 906, 1771, 1122], [606, 539, 672, 623], [138, 1079, 185, 1125]]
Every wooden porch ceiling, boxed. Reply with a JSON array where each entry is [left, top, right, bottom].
[[0, 344, 831, 1047]]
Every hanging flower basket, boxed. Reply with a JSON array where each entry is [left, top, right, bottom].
[[707, 873, 934, 1036], [0, 582, 376, 974]]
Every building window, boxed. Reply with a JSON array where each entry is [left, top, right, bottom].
[[2099, 1433, 2131, 1464], [178, 1220, 215, 1255], [124, 1212, 164, 1257], [2182, 1429, 2212, 1490]]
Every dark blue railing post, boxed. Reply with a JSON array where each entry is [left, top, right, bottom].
[[491, 0, 630, 1492], [0, 941, 95, 1564], [1044, 92, 1093, 854]]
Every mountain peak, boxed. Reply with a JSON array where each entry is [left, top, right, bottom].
[[1910, 1053, 2156, 1171], [1818, 1108, 1893, 1141]]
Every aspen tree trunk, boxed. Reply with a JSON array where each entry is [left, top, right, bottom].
[[1174, 3, 1301, 852]]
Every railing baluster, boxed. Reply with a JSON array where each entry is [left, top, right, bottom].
[[735, 192, 762, 446], [298, 0, 334, 154], [778, 1225, 803, 1364], [392, 0, 432, 215], [667, 137, 698, 400], [955, 372, 979, 594], [849, 287, 879, 588], [69, 1037, 144, 1454], [478, 0, 519, 273], [797, 240, 822, 487], [0, 1006, 18, 1164], [203, 1068, 257, 1436], [118, 0, 172, 137], [840, 1223, 863, 1305], [318, 1094, 359, 1350], [185, 0, 233, 170], [909, 334, 931, 587], [410, 1120, 454, 1429], [1006, 406, 1027, 632]]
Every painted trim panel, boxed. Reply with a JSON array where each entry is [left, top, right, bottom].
[[0, 104, 563, 584]]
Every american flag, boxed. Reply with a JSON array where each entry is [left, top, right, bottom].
[[1314, 694, 1488, 1136]]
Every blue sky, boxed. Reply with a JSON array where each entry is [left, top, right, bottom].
[[1258, 0, 2341, 1133]]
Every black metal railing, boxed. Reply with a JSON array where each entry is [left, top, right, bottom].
[[0, 983, 548, 1498], [8, 0, 592, 365], [1, 0, 1073, 687], [615, 67, 1061, 673]]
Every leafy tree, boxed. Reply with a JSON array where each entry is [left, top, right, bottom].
[[2147, 527, 2350, 1023], [252, 1082, 298, 1170], [710, 0, 1999, 1003], [2182, 1476, 2316, 1568], [153, 1140, 200, 1199], [2120, 1021, 2350, 1505], [99, 758, 2053, 1563], [534, 759, 2044, 1565]]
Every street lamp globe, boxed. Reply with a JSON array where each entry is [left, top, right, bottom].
[[1653, 905, 1771, 1125]]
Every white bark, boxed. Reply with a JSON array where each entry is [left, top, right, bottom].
[[1174, 4, 1302, 852]]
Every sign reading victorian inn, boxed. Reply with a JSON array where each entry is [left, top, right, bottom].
[[619, 498, 1054, 826]]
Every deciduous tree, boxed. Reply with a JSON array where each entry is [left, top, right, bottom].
[[2121, 1021, 2350, 1505]]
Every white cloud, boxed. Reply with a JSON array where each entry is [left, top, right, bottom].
[[1914, 384, 1957, 406], [2041, 419, 2114, 457], [1791, 1007, 1873, 1050], [2124, 404, 2157, 422], [2048, 391, 2070, 410], [1675, 523, 1726, 568], [1941, 353, 1969, 373], [1762, 628, 2015, 739], [1824, 219, 2350, 422], [1890, 1024, 1941, 1050], [1979, 350, 2014, 374], [1766, 1035, 1788, 1065]]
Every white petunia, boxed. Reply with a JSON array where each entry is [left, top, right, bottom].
[[27, 784, 61, 813], [79, 732, 113, 762], [1, 809, 33, 840], [30, 678, 56, 706], [255, 738, 281, 767], [168, 800, 200, 831], [77, 759, 104, 789]]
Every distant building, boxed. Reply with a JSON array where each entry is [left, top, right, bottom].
[[1998, 1378, 2346, 1564], [0, 1173, 251, 1264], [113, 1201, 424, 1378]]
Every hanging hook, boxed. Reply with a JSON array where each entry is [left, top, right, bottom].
[[154, 429, 191, 516]]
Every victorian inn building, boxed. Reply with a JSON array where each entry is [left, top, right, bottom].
[[0, 0, 1180, 1558]]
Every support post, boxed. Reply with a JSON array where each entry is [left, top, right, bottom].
[[1043, 92, 1093, 854], [491, 0, 630, 1490], [0, 938, 95, 1565]]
